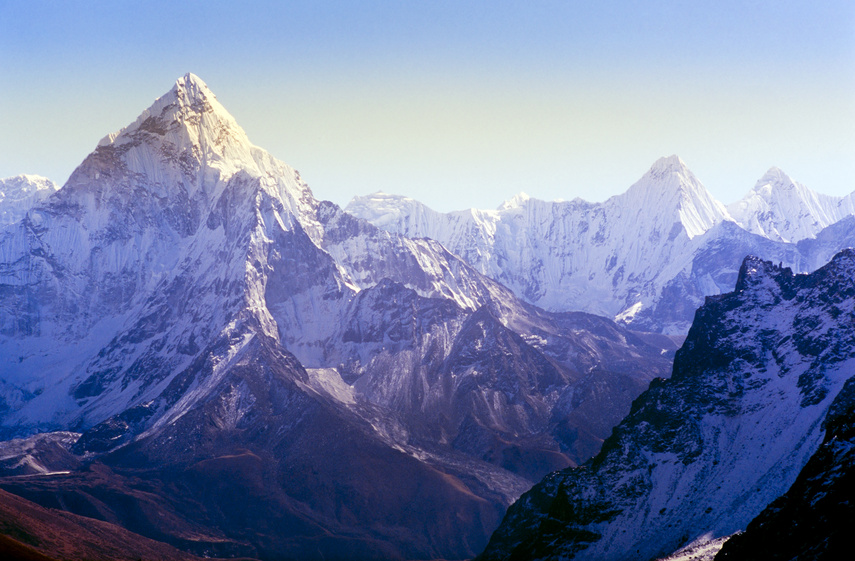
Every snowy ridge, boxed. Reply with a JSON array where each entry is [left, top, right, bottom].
[[348, 156, 735, 331]]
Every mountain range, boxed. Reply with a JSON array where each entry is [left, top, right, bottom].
[[346, 160, 855, 334]]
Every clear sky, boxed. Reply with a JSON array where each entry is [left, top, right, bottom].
[[1, 1, 853, 211]]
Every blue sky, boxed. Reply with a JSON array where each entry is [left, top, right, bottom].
[[1, 1, 853, 211]]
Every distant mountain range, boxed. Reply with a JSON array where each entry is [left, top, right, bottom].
[[347, 159, 855, 334]]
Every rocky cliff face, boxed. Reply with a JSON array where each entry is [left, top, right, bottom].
[[478, 250, 855, 561]]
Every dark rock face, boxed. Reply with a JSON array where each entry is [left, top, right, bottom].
[[715, 377, 855, 561], [478, 250, 855, 561]]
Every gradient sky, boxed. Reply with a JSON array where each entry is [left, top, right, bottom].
[[1, 1, 853, 211]]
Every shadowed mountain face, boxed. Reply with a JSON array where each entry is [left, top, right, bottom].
[[479, 250, 855, 561], [0, 486, 203, 561], [0, 74, 676, 560]]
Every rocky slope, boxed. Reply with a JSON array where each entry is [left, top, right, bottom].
[[478, 249, 855, 561], [0, 487, 206, 561], [0, 74, 675, 560], [346, 163, 855, 334], [715, 376, 855, 561]]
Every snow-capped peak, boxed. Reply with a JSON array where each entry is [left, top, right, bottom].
[[347, 191, 418, 212], [345, 191, 435, 231], [173, 72, 214, 103], [614, 155, 731, 238], [346, 191, 427, 220], [753, 167, 794, 192], [71, 73, 320, 216], [0, 174, 57, 197], [498, 192, 531, 210], [635, 155, 705, 198], [97, 72, 249, 155], [727, 168, 855, 242], [649, 154, 688, 174], [0, 174, 59, 226]]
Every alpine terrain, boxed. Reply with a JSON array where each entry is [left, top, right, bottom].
[[0, 74, 677, 560], [478, 250, 855, 560]]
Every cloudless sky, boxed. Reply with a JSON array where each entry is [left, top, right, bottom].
[[1, 1, 853, 211]]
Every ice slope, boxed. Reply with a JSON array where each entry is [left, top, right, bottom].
[[715, 376, 855, 560], [728, 167, 855, 243], [0, 175, 58, 226], [478, 249, 855, 561]]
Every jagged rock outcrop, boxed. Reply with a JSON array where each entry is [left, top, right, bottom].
[[478, 250, 855, 561]]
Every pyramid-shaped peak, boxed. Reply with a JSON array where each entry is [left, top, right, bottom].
[[633, 155, 703, 195], [97, 73, 246, 151], [177, 72, 208, 89], [636, 155, 704, 195], [618, 155, 730, 238], [649, 154, 688, 174], [171, 72, 216, 104], [154, 72, 231, 122]]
